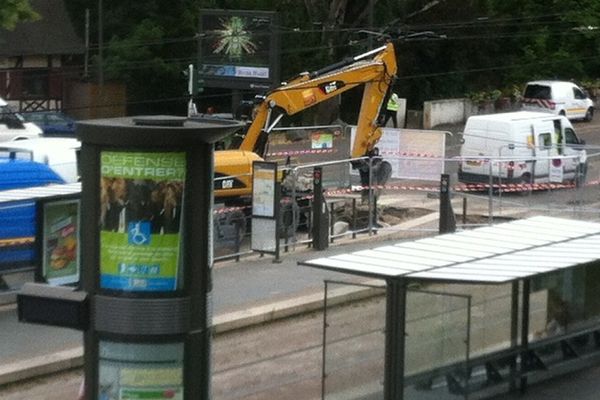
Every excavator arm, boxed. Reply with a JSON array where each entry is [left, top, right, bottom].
[[212, 42, 398, 202], [239, 42, 398, 158]]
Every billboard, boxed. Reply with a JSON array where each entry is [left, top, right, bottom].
[[199, 9, 280, 90]]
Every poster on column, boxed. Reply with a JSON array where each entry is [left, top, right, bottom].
[[99, 151, 186, 292], [98, 341, 184, 400]]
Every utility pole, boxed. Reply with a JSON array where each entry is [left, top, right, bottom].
[[98, 0, 104, 89], [84, 9, 90, 79], [368, 0, 374, 49]]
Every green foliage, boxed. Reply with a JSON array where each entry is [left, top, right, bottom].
[[0, 0, 39, 30], [62, 0, 600, 114]]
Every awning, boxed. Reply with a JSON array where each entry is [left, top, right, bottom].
[[299, 216, 600, 283]]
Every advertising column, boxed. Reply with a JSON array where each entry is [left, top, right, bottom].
[[78, 116, 242, 400], [97, 151, 187, 400]]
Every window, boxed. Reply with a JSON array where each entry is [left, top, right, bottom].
[[554, 121, 563, 154], [524, 84, 551, 99], [573, 87, 586, 100], [47, 114, 66, 123], [565, 128, 579, 146], [23, 113, 45, 124], [22, 69, 48, 98], [538, 133, 552, 149], [0, 104, 25, 128]]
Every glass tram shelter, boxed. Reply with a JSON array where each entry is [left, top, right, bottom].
[[300, 215, 600, 400]]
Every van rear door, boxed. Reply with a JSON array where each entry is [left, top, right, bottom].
[[532, 122, 555, 182], [569, 85, 588, 120], [561, 125, 585, 178]]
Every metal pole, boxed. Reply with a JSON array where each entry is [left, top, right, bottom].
[[84, 9, 90, 79], [488, 160, 493, 225], [329, 202, 335, 243], [186, 144, 214, 400], [321, 281, 329, 399], [97, 0, 103, 89], [81, 142, 99, 400], [368, 157, 374, 235], [383, 278, 406, 400], [292, 169, 298, 246], [368, 0, 374, 49], [520, 279, 531, 393], [274, 182, 281, 263], [509, 281, 520, 392], [465, 295, 472, 399], [352, 198, 357, 239]]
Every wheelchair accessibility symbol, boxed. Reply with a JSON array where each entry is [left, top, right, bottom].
[[128, 221, 151, 245]]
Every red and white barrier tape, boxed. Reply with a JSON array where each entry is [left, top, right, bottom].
[[266, 148, 336, 157], [326, 179, 600, 195], [380, 151, 442, 158], [212, 179, 600, 215]]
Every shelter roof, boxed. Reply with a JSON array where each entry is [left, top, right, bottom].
[[299, 216, 600, 284]]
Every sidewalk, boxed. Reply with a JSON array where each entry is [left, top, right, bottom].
[[2, 207, 600, 399], [0, 211, 440, 387]]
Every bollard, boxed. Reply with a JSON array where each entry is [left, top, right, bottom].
[[439, 173, 456, 234], [312, 167, 329, 250]]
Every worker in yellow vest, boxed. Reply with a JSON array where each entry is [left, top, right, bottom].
[[384, 92, 400, 128]]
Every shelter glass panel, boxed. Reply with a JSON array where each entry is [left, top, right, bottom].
[[530, 264, 600, 340], [322, 281, 386, 400], [526, 265, 600, 373], [404, 289, 470, 400]]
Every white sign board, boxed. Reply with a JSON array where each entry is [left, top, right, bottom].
[[549, 160, 564, 183], [252, 162, 277, 218], [350, 127, 447, 181]]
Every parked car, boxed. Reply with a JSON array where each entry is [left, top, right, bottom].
[[0, 97, 42, 141], [21, 111, 76, 137], [521, 80, 594, 121], [0, 137, 80, 183]]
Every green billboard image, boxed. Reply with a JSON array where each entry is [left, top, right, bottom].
[[99, 151, 186, 292]]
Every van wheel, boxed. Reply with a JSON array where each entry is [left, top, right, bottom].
[[584, 107, 594, 122], [518, 173, 532, 195]]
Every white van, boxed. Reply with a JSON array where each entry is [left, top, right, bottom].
[[0, 97, 43, 140], [521, 80, 594, 121], [458, 111, 587, 185], [0, 137, 80, 183]]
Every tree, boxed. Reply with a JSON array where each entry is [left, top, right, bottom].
[[0, 0, 38, 30], [63, 0, 600, 115]]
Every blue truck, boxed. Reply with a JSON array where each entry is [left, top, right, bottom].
[[0, 158, 65, 271]]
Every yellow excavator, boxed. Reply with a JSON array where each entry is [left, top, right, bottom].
[[195, 42, 398, 203]]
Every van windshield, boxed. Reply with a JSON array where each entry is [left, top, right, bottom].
[[524, 84, 551, 99], [0, 104, 25, 129]]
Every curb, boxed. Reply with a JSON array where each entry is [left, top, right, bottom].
[[0, 348, 83, 386]]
